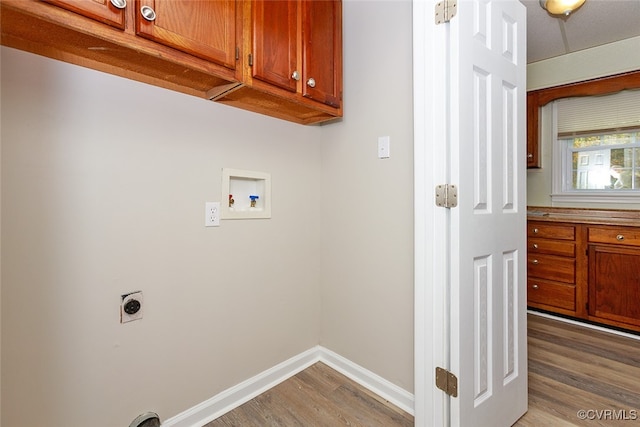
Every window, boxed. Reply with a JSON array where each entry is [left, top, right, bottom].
[[561, 130, 640, 190], [551, 90, 640, 203]]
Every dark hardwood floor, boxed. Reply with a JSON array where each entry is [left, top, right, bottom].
[[205, 313, 640, 426]]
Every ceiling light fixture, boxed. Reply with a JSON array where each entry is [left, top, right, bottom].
[[539, 0, 586, 16]]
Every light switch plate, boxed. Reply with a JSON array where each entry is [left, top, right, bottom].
[[378, 136, 390, 159]]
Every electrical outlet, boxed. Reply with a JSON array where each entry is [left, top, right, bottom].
[[205, 202, 220, 227], [121, 291, 143, 323]]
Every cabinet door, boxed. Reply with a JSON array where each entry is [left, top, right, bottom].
[[589, 244, 640, 328], [136, 0, 237, 68], [45, 0, 126, 29], [252, 0, 297, 92], [301, 0, 342, 108]]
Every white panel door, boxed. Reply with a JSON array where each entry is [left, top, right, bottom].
[[413, 0, 527, 426], [448, 1, 528, 425]]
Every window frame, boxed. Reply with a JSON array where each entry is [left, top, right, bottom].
[[551, 108, 640, 203]]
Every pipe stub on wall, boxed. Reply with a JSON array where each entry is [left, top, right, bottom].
[[129, 412, 161, 427]]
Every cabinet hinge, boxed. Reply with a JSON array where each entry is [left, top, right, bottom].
[[248, 53, 253, 67], [435, 0, 457, 24], [435, 367, 458, 397], [435, 184, 458, 208]]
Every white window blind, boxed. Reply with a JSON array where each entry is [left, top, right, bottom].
[[555, 89, 640, 136]]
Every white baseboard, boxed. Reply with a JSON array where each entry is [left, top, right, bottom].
[[161, 346, 414, 427], [318, 347, 415, 416], [528, 310, 640, 341]]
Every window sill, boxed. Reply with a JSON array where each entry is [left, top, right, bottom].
[[551, 192, 640, 204]]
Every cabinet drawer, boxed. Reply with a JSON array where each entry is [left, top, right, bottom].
[[528, 279, 575, 311], [588, 227, 640, 247], [528, 238, 575, 257], [528, 254, 575, 284], [528, 223, 575, 240]]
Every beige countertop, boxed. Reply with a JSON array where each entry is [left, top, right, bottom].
[[527, 206, 640, 227]]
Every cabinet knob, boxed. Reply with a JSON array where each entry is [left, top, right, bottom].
[[531, 259, 539, 265], [291, 71, 300, 81], [533, 228, 539, 234], [527, 153, 533, 159], [532, 284, 539, 289], [140, 5, 156, 21], [532, 243, 538, 249], [110, 0, 126, 9], [306, 78, 316, 88], [617, 234, 625, 241]]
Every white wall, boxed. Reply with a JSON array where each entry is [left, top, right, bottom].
[[0, 1, 416, 425], [527, 36, 640, 91], [527, 37, 640, 209], [320, 0, 415, 392], [1, 47, 323, 426]]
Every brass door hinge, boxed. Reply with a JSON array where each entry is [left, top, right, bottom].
[[435, 0, 457, 24], [435, 184, 458, 208], [435, 367, 458, 397]]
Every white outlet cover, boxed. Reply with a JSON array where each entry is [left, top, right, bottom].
[[205, 202, 220, 227], [121, 291, 143, 323]]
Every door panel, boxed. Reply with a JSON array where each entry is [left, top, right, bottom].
[[252, 0, 298, 92], [45, 0, 126, 29], [135, 0, 236, 68], [449, 1, 528, 425], [301, 0, 342, 108]]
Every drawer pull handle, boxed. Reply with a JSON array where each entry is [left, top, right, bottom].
[[532, 284, 539, 289], [616, 234, 625, 241], [532, 243, 538, 249], [531, 259, 539, 265], [533, 228, 539, 234]]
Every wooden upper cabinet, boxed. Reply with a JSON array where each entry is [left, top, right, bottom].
[[249, 0, 342, 110], [135, 0, 237, 69], [301, 0, 342, 108], [251, 0, 298, 92], [44, 0, 126, 29], [1, 0, 342, 124]]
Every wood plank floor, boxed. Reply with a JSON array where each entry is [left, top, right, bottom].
[[205, 313, 640, 426], [514, 313, 640, 426], [206, 362, 414, 426]]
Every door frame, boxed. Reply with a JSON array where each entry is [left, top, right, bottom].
[[413, 0, 449, 424]]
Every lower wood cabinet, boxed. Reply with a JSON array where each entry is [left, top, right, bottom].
[[588, 226, 640, 330], [528, 213, 640, 334]]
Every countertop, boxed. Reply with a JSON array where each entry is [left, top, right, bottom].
[[527, 206, 640, 227]]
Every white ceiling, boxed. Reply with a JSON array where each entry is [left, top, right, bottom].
[[520, 0, 640, 63]]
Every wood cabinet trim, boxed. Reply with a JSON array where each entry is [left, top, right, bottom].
[[1, 0, 343, 125], [527, 70, 640, 169]]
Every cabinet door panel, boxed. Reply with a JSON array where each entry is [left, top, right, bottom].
[[589, 244, 640, 327], [528, 222, 575, 240], [528, 254, 575, 284], [528, 238, 575, 257], [45, 0, 126, 29], [252, 0, 297, 92], [302, 0, 341, 108], [588, 226, 640, 247], [136, 0, 236, 68], [528, 279, 575, 311]]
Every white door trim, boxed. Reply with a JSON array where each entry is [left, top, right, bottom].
[[413, 0, 449, 425]]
